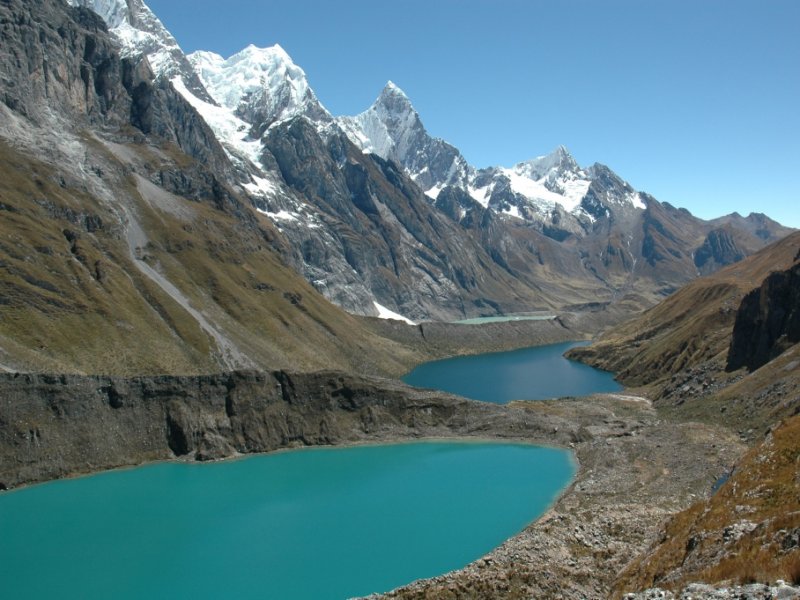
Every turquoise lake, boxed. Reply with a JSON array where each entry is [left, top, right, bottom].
[[0, 442, 575, 600], [402, 341, 622, 402]]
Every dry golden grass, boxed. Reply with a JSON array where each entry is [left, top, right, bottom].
[[614, 415, 800, 594]]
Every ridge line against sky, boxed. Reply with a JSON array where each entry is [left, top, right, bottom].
[[145, 0, 799, 228]]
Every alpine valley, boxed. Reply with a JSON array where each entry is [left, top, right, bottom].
[[1, 0, 798, 598]]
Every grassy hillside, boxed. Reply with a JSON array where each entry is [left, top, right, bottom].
[[566, 229, 800, 595], [0, 137, 420, 376]]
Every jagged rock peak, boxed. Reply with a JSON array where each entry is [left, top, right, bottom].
[[65, 0, 214, 102], [383, 80, 405, 94], [379, 80, 412, 103], [372, 81, 421, 131], [335, 78, 473, 194]]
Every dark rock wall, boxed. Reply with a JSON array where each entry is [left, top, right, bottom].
[[0, 0, 126, 124], [261, 118, 542, 319], [0, 0, 231, 178], [727, 261, 800, 371], [694, 227, 746, 275]]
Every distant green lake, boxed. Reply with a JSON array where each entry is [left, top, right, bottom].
[[0, 442, 575, 600], [455, 313, 556, 325], [402, 341, 622, 402]]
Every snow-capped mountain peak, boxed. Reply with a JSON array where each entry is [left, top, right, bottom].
[[496, 145, 591, 212], [187, 44, 332, 131], [380, 80, 410, 102], [515, 145, 581, 180], [495, 162, 587, 214], [338, 80, 422, 158], [336, 80, 648, 228], [337, 81, 472, 192]]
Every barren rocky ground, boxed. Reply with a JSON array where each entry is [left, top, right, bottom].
[[368, 393, 749, 599]]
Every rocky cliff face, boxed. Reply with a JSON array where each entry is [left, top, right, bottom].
[[0, 0, 230, 174], [260, 118, 546, 320], [727, 260, 800, 372], [1, 0, 128, 126], [66, 0, 215, 103], [694, 227, 748, 275], [0, 369, 576, 489]]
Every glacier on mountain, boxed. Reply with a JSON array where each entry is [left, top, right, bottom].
[[188, 45, 332, 130], [64, 0, 668, 321], [68, 0, 645, 234], [170, 76, 262, 166]]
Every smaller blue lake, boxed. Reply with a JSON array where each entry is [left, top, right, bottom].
[[402, 341, 622, 402]]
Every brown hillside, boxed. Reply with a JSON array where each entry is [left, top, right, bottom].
[[567, 231, 800, 390], [614, 415, 800, 594], [0, 138, 418, 376]]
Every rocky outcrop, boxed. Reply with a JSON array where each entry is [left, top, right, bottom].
[[622, 582, 800, 600], [614, 415, 800, 594], [694, 227, 747, 274], [727, 260, 800, 371], [0, 369, 581, 489], [0, 0, 128, 126], [0, 0, 231, 176]]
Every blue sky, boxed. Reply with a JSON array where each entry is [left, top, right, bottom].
[[147, 0, 799, 227]]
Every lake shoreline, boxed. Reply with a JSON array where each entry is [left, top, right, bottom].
[[367, 392, 746, 599]]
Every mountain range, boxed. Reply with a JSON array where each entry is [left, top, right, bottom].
[[0, 0, 794, 369], [61, 0, 792, 325]]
